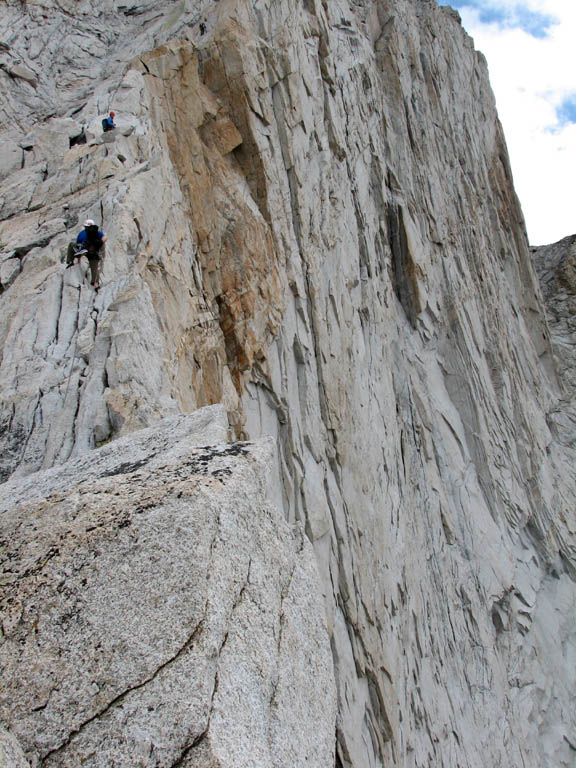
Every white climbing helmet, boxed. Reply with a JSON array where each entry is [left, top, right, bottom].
[[84, 219, 95, 227]]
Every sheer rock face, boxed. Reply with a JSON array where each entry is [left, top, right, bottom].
[[532, 236, 576, 448], [0, 1, 575, 768]]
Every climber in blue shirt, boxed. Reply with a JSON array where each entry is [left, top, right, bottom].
[[102, 111, 116, 133], [66, 219, 107, 288]]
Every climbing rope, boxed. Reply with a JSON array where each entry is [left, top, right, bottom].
[[62, 315, 80, 407]]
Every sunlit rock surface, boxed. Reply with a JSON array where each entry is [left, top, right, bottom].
[[0, 1, 575, 766]]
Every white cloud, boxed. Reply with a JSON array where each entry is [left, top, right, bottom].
[[452, 1, 576, 244]]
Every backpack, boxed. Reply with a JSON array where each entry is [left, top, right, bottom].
[[102, 117, 111, 133], [85, 225, 103, 258]]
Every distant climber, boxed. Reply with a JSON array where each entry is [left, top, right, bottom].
[[102, 111, 116, 133], [66, 219, 107, 288], [199, 21, 207, 35]]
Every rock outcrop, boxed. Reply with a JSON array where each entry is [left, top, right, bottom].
[[1, 1, 575, 767], [0, 405, 336, 767]]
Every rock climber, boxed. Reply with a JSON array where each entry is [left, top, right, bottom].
[[199, 21, 207, 35], [102, 111, 116, 132], [66, 219, 107, 287]]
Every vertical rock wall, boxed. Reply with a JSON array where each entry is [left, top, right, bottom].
[[1, 1, 575, 767], [0, 6, 283, 478], [532, 235, 576, 453], [216, 2, 575, 765]]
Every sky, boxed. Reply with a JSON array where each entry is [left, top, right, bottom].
[[436, 0, 575, 245]]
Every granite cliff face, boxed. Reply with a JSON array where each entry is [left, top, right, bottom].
[[532, 235, 576, 452], [1, 406, 336, 768], [1, 1, 575, 767]]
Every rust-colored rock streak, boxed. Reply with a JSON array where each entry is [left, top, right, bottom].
[[137, 41, 283, 429]]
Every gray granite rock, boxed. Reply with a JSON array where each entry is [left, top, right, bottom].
[[0, 1, 575, 767], [0, 406, 336, 768], [0, 727, 29, 768], [532, 235, 576, 450]]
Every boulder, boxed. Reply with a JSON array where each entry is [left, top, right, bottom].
[[0, 406, 336, 768]]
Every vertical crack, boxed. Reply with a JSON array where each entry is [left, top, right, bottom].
[[53, 272, 65, 346]]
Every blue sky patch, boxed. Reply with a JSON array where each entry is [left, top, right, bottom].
[[556, 95, 576, 126], [437, 1, 558, 39]]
